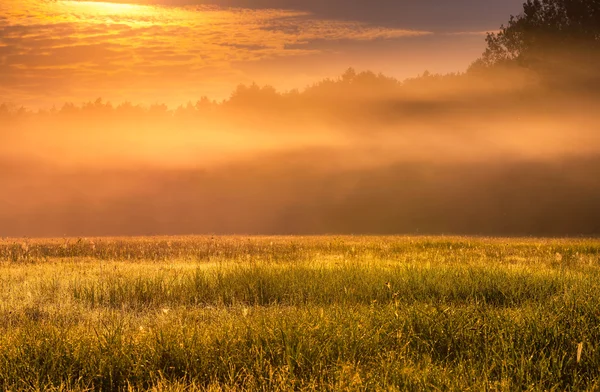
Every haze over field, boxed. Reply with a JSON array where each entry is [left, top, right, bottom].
[[1, 0, 600, 237]]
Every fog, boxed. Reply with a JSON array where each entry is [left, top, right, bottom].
[[2, 68, 600, 237]]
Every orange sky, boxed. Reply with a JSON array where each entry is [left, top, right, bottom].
[[0, 0, 522, 107]]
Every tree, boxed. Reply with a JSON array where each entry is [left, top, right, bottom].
[[473, 0, 600, 80]]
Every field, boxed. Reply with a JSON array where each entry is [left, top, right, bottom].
[[1, 236, 600, 391]]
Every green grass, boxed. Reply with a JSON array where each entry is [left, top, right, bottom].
[[1, 236, 600, 391]]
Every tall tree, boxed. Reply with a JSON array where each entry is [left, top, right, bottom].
[[472, 0, 600, 81]]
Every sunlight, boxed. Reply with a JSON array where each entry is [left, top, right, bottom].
[[54, 0, 196, 27], [61, 1, 148, 17]]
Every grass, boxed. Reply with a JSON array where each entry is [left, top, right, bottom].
[[1, 236, 600, 391]]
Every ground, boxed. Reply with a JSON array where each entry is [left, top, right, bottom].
[[1, 236, 599, 391]]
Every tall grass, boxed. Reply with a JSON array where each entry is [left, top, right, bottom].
[[1, 236, 599, 391]]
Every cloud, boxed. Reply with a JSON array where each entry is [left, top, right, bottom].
[[445, 30, 499, 36], [0, 0, 436, 105], [60, 0, 524, 31]]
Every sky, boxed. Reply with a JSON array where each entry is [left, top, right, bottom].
[[0, 0, 524, 107]]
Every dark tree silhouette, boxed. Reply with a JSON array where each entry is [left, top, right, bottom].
[[472, 0, 600, 82]]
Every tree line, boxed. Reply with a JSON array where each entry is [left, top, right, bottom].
[[1, 0, 599, 119]]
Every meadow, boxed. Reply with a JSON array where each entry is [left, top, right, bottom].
[[1, 236, 600, 391]]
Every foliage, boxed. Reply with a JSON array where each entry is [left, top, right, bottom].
[[473, 0, 600, 82]]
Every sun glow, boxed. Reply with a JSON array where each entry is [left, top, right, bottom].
[[61, 1, 149, 17]]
